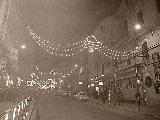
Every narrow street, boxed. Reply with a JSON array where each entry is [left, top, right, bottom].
[[0, 0, 160, 120], [38, 96, 158, 120]]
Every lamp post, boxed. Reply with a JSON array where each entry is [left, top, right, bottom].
[[133, 23, 141, 112], [133, 23, 148, 112], [113, 58, 117, 106], [135, 61, 141, 112]]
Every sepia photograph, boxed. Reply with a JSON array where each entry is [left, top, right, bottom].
[[0, 0, 160, 120]]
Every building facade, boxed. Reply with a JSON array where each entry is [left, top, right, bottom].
[[84, 0, 160, 104]]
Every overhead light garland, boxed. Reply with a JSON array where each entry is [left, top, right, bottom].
[[35, 64, 78, 77], [0, 69, 26, 88], [27, 72, 63, 90], [27, 26, 141, 60], [1, 69, 14, 88], [90, 74, 105, 82]]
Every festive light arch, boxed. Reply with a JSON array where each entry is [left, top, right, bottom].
[[27, 26, 141, 60], [35, 64, 78, 77]]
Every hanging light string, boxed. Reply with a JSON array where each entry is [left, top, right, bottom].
[[0, 69, 25, 88], [1, 69, 14, 88], [27, 72, 62, 89], [27, 26, 141, 60], [35, 64, 78, 77], [90, 74, 105, 81]]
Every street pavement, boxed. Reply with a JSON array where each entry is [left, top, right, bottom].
[[0, 102, 15, 114], [89, 98, 160, 119], [37, 95, 158, 120]]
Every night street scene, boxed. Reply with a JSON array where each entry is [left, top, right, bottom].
[[0, 0, 160, 120]]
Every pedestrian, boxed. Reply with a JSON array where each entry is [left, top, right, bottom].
[[102, 90, 106, 104], [117, 88, 123, 106]]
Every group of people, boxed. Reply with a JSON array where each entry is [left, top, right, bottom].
[[101, 88, 123, 106]]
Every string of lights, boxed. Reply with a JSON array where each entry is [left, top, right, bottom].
[[27, 26, 141, 60], [27, 72, 62, 89], [1, 69, 14, 88], [35, 64, 78, 77]]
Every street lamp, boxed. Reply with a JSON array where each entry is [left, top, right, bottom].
[[21, 45, 26, 49], [79, 81, 82, 85], [75, 64, 78, 67], [135, 23, 142, 30]]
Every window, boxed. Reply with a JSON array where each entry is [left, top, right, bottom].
[[156, 0, 160, 12], [137, 10, 144, 25]]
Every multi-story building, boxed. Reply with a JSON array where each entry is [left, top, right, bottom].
[[84, 0, 160, 104], [0, 0, 36, 101]]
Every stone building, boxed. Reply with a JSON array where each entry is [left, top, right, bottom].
[[85, 0, 160, 104]]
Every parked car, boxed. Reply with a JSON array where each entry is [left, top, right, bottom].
[[75, 91, 89, 101]]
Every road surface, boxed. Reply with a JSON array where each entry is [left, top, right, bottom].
[[37, 95, 158, 120]]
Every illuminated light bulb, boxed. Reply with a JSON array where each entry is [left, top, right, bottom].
[[75, 64, 78, 67], [21, 45, 26, 49], [89, 48, 94, 53], [135, 24, 141, 30]]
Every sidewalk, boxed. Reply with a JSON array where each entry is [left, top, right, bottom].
[[89, 98, 160, 119]]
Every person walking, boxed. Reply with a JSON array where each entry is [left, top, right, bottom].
[[102, 90, 106, 104], [117, 88, 123, 106]]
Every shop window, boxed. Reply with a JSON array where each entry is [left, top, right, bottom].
[[156, 0, 160, 12], [137, 10, 144, 25]]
